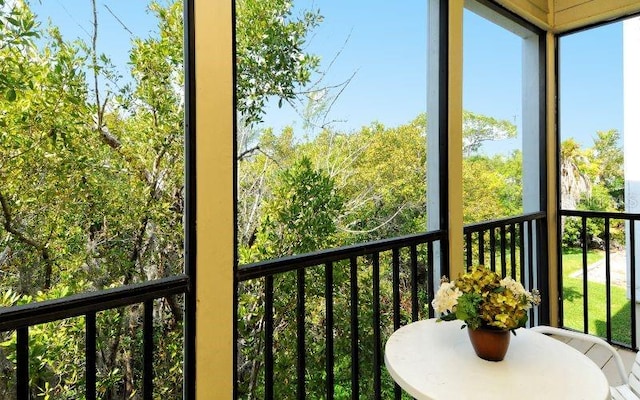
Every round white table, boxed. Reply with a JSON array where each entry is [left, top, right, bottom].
[[384, 319, 611, 400]]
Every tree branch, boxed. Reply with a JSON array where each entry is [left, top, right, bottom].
[[0, 191, 53, 289], [238, 145, 261, 161], [103, 4, 134, 36], [91, 0, 102, 128], [338, 203, 407, 234]]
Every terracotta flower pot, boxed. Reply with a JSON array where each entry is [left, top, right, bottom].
[[467, 326, 511, 361]]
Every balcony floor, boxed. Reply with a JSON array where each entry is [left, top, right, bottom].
[[549, 334, 637, 386]]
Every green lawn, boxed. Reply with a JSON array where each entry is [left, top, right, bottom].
[[561, 248, 632, 345]]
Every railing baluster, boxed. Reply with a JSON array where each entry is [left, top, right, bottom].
[[392, 249, 401, 331], [410, 245, 419, 322], [265, 275, 274, 400], [527, 221, 535, 323], [604, 217, 612, 342], [465, 231, 473, 268], [143, 300, 154, 400], [490, 228, 496, 272], [519, 222, 525, 284], [325, 262, 334, 400], [478, 231, 485, 266], [17, 327, 28, 400], [392, 249, 401, 399], [349, 257, 359, 400], [86, 312, 97, 400], [372, 252, 381, 399], [427, 241, 435, 319], [558, 219, 566, 327], [535, 217, 549, 326], [500, 225, 507, 278], [297, 269, 306, 400], [631, 220, 637, 350], [509, 223, 516, 279], [581, 216, 589, 334]]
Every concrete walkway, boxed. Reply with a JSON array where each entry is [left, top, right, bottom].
[[570, 251, 628, 287]]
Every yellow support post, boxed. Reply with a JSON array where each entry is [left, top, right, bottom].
[[546, 31, 559, 326], [194, 0, 234, 397], [448, 0, 465, 278]]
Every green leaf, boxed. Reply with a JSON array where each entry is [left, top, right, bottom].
[[6, 17, 20, 27], [5, 88, 16, 102], [439, 313, 458, 322]]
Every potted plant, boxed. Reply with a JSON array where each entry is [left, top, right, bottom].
[[431, 266, 541, 361]]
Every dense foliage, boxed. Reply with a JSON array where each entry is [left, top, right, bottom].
[[560, 130, 625, 248], [0, 0, 190, 396], [0, 0, 624, 398], [1, 0, 329, 397]]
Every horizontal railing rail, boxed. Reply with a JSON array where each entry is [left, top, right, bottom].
[[0, 275, 189, 331], [0, 274, 190, 400], [464, 211, 547, 235], [559, 209, 639, 350], [561, 209, 640, 220], [237, 230, 446, 281]]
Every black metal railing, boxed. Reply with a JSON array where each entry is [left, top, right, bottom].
[[235, 212, 548, 399], [559, 209, 640, 350], [236, 230, 445, 400], [463, 211, 549, 326], [464, 212, 547, 273], [0, 275, 190, 400]]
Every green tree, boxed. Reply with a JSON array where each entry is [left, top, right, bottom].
[[0, 0, 189, 396], [336, 115, 428, 240], [461, 112, 521, 223], [1, 3, 93, 293], [249, 156, 344, 259], [463, 111, 517, 156], [236, 0, 322, 125], [0, 0, 328, 396], [234, 108, 530, 397], [560, 132, 624, 248], [593, 129, 624, 209], [463, 152, 523, 223], [237, 156, 344, 398], [560, 139, 592, 208]]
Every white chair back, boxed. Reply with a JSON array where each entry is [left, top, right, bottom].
[[530, 326, 640, 400], [629, 352, 640, 398]]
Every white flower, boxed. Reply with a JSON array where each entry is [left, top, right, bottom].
[[527, 288, 542, 307], [432, 281, 462, 313], [500, 277, 527, 297]]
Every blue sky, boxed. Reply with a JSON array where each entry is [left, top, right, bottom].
[[264, 1, 624, 154], [29, 0, 158, 91], [464, 9, 522, 154], [264, 1, 429, 136], [28, 0, 623, 154], [560, 23, 623, 145]]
